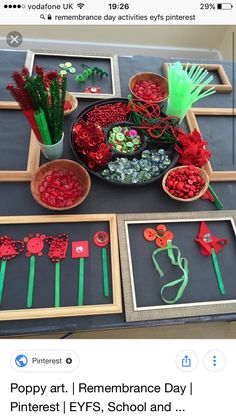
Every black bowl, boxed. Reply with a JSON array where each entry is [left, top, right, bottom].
[[70, 97, 179, 186], [106, 122, 147, 158]]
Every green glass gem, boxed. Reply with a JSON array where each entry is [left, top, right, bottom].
[[142, 150, 150, 159]]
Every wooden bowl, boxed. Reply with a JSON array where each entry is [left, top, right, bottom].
[[162, 165, 209, 202], [31, 159, 91, 210], [64, 92, 78, 116], [129, 72, 168, 104]]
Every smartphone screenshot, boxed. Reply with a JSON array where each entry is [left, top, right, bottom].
[[0, 0, 235, 417]]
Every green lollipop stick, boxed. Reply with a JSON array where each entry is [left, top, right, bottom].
[[211, 248, 225, 295], [93, 232, 110, 298], [72, 241, 89, 306], [0, 260, 7, 304], [55, 261, 61, 307], [78, 257, 85, 306], [102, 248, 109, 297], [27, 255, 35, 308], [24, 234, 46, 309]]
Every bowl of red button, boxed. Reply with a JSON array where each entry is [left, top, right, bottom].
[[31, 159, 91, 210], [129, 72, 168, 104], [64, 92, 78, 117], [162, 165, 209, 202]]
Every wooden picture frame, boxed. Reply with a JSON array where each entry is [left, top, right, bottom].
[[118, 211, 236, 323], [25, 49, 121, 99], [0, 214, 122, 321], [162, 63, 232, 93], [0, 104, 40, 182], [186, 107, 236, 181]]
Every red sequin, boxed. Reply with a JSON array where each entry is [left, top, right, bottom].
[[73, 121, 112, 171]]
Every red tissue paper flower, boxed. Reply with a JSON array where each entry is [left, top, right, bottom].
[[175, 128, 211, 167]]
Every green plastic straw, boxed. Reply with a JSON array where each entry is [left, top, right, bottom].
[[166, 62, 216, 120]]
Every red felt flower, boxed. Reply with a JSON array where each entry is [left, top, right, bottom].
[[175, 128, 211, 167]]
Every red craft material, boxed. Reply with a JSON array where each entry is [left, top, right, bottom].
[[46, 234, 69, 263], [73, 121, 112, 170], [0, 235, 25, 261], [72, 241, 89, 258], [165, 166, 205, 199], [93, 231, 109, 248], [83, 86, 102, 94], [201, 189, 215, 203], [133, 79, 165, 102], [23, 109, 43, 143], [64, 100, 72, 111], [144, 225, 174, 248], [86, 102, 130, 128], [24, 233, 46, 257], [175, 128, 211, 167], [195, 221, 228, 256], [38, 170, 83, 208], [128, 99, 179, 140]]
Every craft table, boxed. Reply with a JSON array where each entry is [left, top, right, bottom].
[[0, 50, 235, 338]]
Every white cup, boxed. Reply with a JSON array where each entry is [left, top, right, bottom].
[[40, 133, 64, 160]]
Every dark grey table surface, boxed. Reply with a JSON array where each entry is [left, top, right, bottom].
[[0, 50, 235, 337]]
